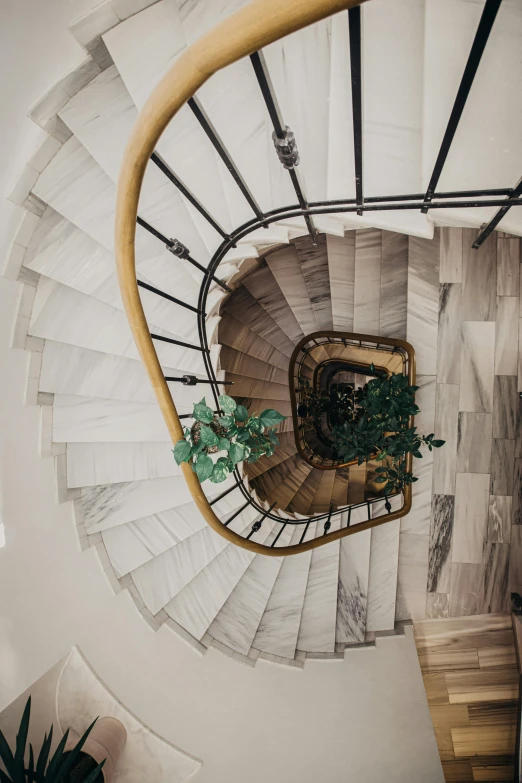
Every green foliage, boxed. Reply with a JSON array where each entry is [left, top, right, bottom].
[[0, 697, 105, 783], [304, 367, 445, 495], [173, 395, 286, 483]]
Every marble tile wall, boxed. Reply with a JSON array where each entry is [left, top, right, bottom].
[[423, 230, 521, 621]]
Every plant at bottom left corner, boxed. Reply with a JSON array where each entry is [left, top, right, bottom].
[[0, 697, 105, 783]]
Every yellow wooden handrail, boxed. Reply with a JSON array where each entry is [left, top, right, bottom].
[[114, 0, 414, 556]]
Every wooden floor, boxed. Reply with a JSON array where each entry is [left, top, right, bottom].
[[414, 613, 519, 782]]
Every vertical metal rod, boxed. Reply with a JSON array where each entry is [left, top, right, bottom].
[[209, 479, 242, 506], [223, 500, 250, 527], [299, 520, 311, 544], [421, 0, 503, 211], [348, 7, 363, 215]]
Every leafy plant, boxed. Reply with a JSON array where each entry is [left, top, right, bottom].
[[0, 697, 105, 783], [173, 395, 286, 483], [305, 366, 444, 495], [297, 381, 354, 428]]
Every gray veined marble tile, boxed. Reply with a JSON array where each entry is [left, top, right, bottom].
[[67, 441, 178, 488], [253, 524, 316, 659], [490, 438, 515, 496], [493, 375, 517, 439], [353, 229, 381, 335], [452, 473, 490, 565], [427, 495, 454, 594], [461, 229, 496, 321], [456, 412, 493, 474], [513, 459, 522, 526], [433, 383, 459, 495], [495, 296, 519, 376], [426, 592, 449, 619], [379, 231, 408, 339], [297, 519, 341, 652], [293, 234, 333, 331], [439, 227, 462, 283], [496, 238, 520, 296], [488, 495, 512, 544], [326, 233, 355, 331], [241, 264, 304, 344], [482, 542, 510, 613], [336, 527, 371, 643], [407, 232, 440, 375], [449, 562, 482, 617], [437, 283, 461, 384], [459, 321, 495, 413], [395, 532, 429, 622]]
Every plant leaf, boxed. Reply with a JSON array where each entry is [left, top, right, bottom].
[[36, 727, 52, 780], [431, 439, 445, 448], [0, 726, 16, 779], [14, 696, 31, 777], [218, 394, 237, 414], [81, 760, 106, 783], [173, 439, 192, 465], [210, 462, 230, 483], [236, 429, 250, 443], [195, 454, 214, 482], [234, 405, 249, 423], [217, 437, 230, 452], [218, 416, 233, 428], [229, 442, 245, 465], [199, 425, 218, 448], [193, 398, 214, 424], [259, 409, 286, 428]]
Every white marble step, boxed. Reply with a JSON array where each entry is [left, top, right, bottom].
[[67, 441, 176, 488], [131, 499, 259, 615], [103, 491, 243, 579], [423, 0, 522, 238], [52, 393, 210, 443], [29, 278, 217, 375], [40, 342, 208, 404], [265, 245, 319, 336], [296, 518, 341, 653], [336, 511, 371, 645], [103, 0, 232, 249], [164, 516, 277, 641], [24, 207, 230, 333], [366, 498, 402, 633], [207, 524, 294, 655], [252, 522, 316, 659], [326, 234, 355, 331]]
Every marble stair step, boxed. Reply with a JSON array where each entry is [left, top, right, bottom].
[[102, 0, 240, 249], [239, 398, 293, 433], [245, 442, 298, 480], [67, 442, 178, 489], [40, 342, 209, 405], [207, 525, 295, 655], [336, 516, 372, 645], [265, 245, 319, 336], [24, 208, 228, 335], [326, 234, 355, 331], [52, 393, 209, 443], [241, 263, 305, 345], [163, 515, 277, 640], [57, 64, 216, 275], [225, 286, 296, 359], [423, 0, 522, 239], [310, 470, 337, 514], [218, 314, 291, 373], [131, 500, 259, 616], [29, 278, 215, 376], [252, 522, 317, 659], [218, 345, 288, 385], [251, 454, 313, 511], [223, 373, 290, 402], [292, 234, 333, 331], [331, 467, 350, 509], [103, 491, 245, 579], [286, 468, 324, 516], [366, 497, 402, 633], [297, 517, 341, 653]]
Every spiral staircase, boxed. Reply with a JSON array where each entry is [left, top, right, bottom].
[[4, 0, 522, 667]]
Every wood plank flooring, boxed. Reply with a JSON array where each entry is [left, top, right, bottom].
[[414, 613, 519, 782]]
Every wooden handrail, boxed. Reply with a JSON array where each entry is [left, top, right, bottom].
[[114, 0, 414, 556]]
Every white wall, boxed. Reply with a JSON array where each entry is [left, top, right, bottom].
[[0, 3, 444, 781]]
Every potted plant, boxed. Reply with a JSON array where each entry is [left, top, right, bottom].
[[0, 696, 126, 783], [173, 395, 286, 483], [330, 366, 445, 494]]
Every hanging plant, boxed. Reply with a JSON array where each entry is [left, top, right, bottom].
[[173, 395, 286, 483]]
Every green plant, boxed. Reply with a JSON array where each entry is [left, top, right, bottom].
[[0, 697, 104, 783], [329, 367, 444, 494], [297, 381, 354, 428], [173, 395, 286, 483]]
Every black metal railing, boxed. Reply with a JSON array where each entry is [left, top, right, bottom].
[[124, 1, 520, 548]]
